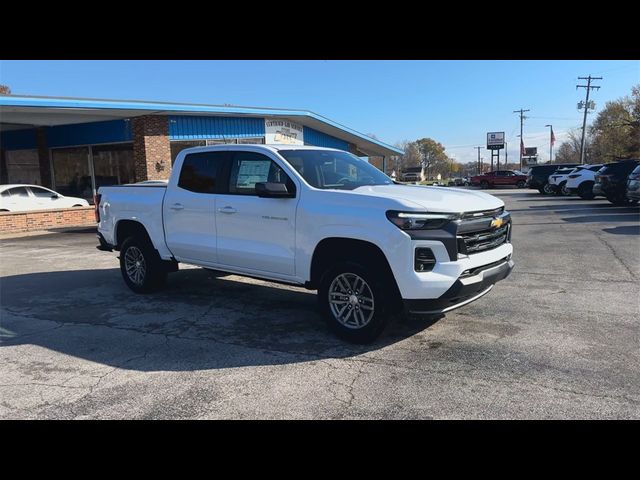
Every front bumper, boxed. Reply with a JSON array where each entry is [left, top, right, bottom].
[[404, 257, 514, 314]]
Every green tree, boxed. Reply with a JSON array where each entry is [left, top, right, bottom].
[[589, 94, 636, 161], [415, 138, 449, 179]]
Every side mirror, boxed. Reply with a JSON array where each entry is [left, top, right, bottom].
[[51, 194, 59, 199], [255, 182, 294, 198]]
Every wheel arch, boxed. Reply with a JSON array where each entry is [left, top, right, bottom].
[[308, 237, 403, 310], [115, 219, 153, 250]]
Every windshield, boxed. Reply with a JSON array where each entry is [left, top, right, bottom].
[[278, 149, 394, 190]]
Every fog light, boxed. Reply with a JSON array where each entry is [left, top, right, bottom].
[[415, 248, 436, 272]]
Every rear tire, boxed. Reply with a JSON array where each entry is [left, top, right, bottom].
[[577, 182, 595, 200], [119, 236, 167, 293], [480, 180, 489, 189], [516, 180, 526, 188], [318, 261, 391, 344], [543, 183, 555, 195]]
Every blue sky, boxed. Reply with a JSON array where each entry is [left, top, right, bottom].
[[1, 60, 638, 163]]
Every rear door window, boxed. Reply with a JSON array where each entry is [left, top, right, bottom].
[[7, 187, 29, 197], [178, 151, 226, 194]]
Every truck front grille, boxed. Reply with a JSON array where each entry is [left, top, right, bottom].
[[457, 207, 511, 256], [459, 224, 509, 254]]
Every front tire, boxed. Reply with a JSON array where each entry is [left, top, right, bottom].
[[318, 261, 391, 344], [119, 236, 167, 293], [516, 180, 526, 188], [607, 193, 636, 206], [543, 183, 555, 195], [480, 180, 489, 189]]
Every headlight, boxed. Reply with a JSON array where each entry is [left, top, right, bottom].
[[386, 210, 456, 230]]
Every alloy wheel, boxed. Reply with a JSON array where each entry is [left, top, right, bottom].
[[124, 246, 146, 286], [328, 273, 375, 329]]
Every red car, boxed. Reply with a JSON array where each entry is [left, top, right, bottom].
[[470, 170, 528, 189]]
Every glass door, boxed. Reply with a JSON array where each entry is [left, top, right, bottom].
[[91, 144, 136, 190], [51, 147, 92, 200]]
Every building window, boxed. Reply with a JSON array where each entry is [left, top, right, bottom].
[[92, 144, 136, 189], [51, 147, 92, 199], [5, 149, 41, 185], [237, 137, 265, 145], [170, 138, 266, 164], [51, 143, 135, 202]]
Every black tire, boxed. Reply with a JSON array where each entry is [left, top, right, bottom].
[[607, 193, 636, 206], [538, 187, 546, 194], [317, 261, 391, 344], [577, 182, 595, 200], [480, 180, 489, 189], [464, 182, 470, 186], [119, 236, 167, 293], [543, 183, 555, 195], [516, 180, 526, 189]]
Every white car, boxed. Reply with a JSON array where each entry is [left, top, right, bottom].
[[96, 145, 514, 343], [547, 168, 578, 196], [565, 164, 604, 199], [0, 184, 90, 212]]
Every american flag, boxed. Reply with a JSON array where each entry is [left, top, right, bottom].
[[550, 127, 556, 146]]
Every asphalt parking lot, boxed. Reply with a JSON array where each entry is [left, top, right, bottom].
[[1, 189, 639, 419]]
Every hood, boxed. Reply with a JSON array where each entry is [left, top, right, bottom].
[[349, 184, 504, 213]]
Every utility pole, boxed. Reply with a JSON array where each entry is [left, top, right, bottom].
[[513, 108, 530, 170], [576, 75, 602, 164], [505, 141, 508, 167], [474, 146, 482, 175], [545, 124, 554, 163]]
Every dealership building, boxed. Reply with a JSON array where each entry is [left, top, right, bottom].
[[0, 95, 402, 202]]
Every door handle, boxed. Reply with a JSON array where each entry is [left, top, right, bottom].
[[218, 206, 236, 214], [170, 203, 184, 211]]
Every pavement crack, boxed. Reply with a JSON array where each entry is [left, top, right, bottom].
[[595, 234, 637, 281]]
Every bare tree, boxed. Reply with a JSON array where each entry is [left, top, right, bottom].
[[0, 85, 11, 95]]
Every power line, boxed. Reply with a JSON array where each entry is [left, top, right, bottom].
[[576, 75, 602, 164]]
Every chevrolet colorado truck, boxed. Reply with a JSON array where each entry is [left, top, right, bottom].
[[96, 145, 514, 343]]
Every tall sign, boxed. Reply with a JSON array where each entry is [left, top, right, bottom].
[[265, 119, 304, 145], [487, 131, 505, 171], [486, 132, 505, 150]]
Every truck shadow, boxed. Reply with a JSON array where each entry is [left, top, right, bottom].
[[0, 267, 443, 372]]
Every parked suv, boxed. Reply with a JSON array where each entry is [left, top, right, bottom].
[[626, 164, 640, 203], [565, 164, 604, 199], [526, 164, 579, 194], [96, 145, 514, 343], [593, 159, 640, 205], [470, 170, 528, 189], [547, 167, 578, 196]]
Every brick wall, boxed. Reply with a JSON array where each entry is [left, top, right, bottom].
[[0, 207, 95, 233], [132, 115, 172, 181]]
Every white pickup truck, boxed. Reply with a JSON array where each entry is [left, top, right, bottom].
[[96, 145, 514, 343]]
